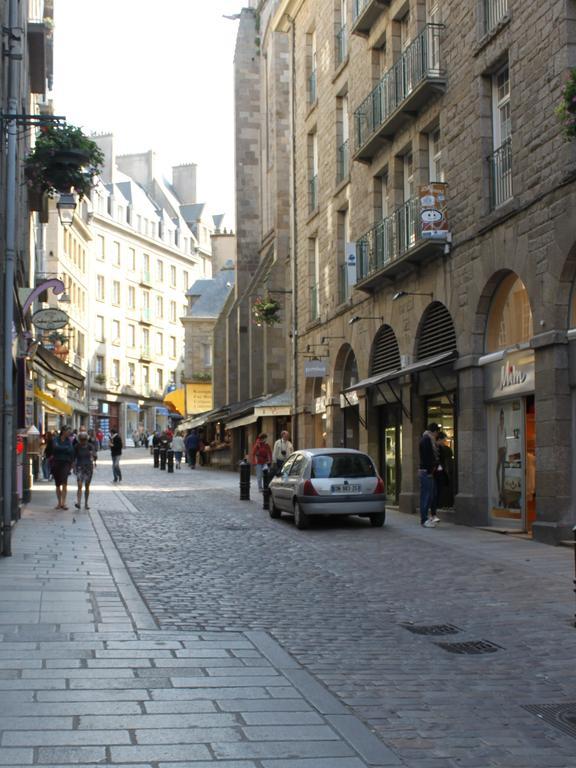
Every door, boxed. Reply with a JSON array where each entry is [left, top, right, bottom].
[[525, 395, 536, 531], [378, 405, 402, 504], [425, 393, 456, 503]]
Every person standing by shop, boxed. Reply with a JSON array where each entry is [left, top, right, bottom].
[[434, 431, 454, 510], [73, 431, 96, 510], [52, 426, 75, 510], [272, 431, 294, 472], [185, 430, 200, 469], [110, 429, 123, 483], [42, 431, 54, 481], [418, 423, 440, 527], [250, 433, 272, 492]]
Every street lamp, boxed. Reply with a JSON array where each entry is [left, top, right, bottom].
[[56, 192, 77, 228], [348, 315, 383, 325]]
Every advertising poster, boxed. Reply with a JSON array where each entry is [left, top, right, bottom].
[[419, 183, 449, 240]]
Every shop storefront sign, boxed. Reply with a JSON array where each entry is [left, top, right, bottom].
[[340, 389, 359, 409], [185, 383, 213, 414], [305, 359, 327, 378], [313, 396, 326, 414], [485, 349, 535, 400], [31, 307, 69, 331]]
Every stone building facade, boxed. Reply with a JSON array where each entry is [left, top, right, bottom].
[[269, 0, 576, 543]]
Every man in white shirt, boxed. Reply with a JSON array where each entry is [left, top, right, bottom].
[[272, 431, 294, 471]]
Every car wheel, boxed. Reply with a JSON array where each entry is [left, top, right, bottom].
[[293, 501, 309, 530], [370, 513, 385, 527], [269, 496, 281, 519]]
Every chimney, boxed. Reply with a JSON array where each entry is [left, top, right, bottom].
[[172, 163, 197, 205], [92, 133, 116, 184]]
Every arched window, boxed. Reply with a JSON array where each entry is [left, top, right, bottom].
[[342, 349, 358, 389], [486, 274, 533, 352], [370, 325, 401, 375], [416, 302, 457, 360]]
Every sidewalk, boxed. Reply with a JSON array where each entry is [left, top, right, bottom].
[[0, 469, 401, 767]]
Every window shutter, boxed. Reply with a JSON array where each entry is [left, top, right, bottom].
[[370, 325, 401, 375], [416, 303, 456, 360]]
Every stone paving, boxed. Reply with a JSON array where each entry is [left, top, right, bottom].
[[1, 449, 576, 767]]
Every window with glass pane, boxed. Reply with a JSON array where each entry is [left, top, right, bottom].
[[113, 241, 121, 266], [95, 355, 105, 374], [112, 359, 120, 382], [128, 286, 135, 309], [429, 129, 444, 182], [96, 316, 104, 341], [112, 320, 120, 343], [112, 281, 120, 305], [170, 301, 177, 322], [128, 324, 135, 347], [128, 363, 135, 386], [170, 265, 176, 287], [97, 276, 105, 301]]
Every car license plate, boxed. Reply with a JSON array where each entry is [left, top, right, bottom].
[[331, 484, 362, 493]]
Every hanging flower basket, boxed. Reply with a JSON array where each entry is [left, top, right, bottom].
[[557, 69, 576, 139], [252, 295, 281, 326], [24, 123, 105, 200]]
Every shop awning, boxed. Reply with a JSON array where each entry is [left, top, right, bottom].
[[164, 387, 185, 415], [225, 390, 293, 430], [180, 405, 230, 430], [343, 351, 457, 395], [33, 345, 85, 389], [34, 387, 74, 416], [226, 412, 259, 430]]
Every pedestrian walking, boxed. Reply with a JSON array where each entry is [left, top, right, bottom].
[[52, 425, 75, 510], [110, 429, 123, 483], [170, 432, 185, 469], [435, 431, 454, 509], [73, 431, 96, 510], [185, 430, 200, 468], [96, 428, 104, 449], [272, 430, 294, 472], [418, 422, 440, 527], [250, 433, 272, 492]]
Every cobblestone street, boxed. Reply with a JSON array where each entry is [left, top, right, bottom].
[[96, 450, 576, 767]]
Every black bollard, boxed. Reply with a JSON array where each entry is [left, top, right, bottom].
[[262, 467, 271, 510], [239, 459, 251, 501], [153, 447, 160, 468], [159, 448, 167, 471], [167, 449, 174, 473]]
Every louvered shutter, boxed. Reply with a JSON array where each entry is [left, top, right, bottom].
[[370, 325, 401, 375], [416, 303, 457, 360]]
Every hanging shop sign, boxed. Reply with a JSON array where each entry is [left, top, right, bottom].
[[31, 307, 69, 331], [340, 389, 359, 409], [419, 183, 449, 240], [313, 396, 327, 414], [304, 359, 327, 378]]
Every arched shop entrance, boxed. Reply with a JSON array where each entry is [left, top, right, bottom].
[[415, 302, 458, 506], [480, 273, 535, 531], [369, 325, 402, 504], [339, 347, 360, 449]]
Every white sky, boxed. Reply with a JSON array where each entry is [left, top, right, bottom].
[[53, 0, 243, 226]]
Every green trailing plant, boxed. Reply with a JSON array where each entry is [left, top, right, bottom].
[[24, 123, 105, 199], [190, 372, 212, 383], [252, 295, 281, 326], [557, 69, 576, 139]]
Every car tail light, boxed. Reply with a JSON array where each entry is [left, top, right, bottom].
[[303, 479, 318, 496], [373, 476, 385, 494]]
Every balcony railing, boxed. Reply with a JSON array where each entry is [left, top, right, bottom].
[[140, 270, 152, 286], [354, 24, 445, 158], [336, 24, 348, 65], [337, 139, 349, 184], [309, 174, 318, 213], [484, 0, 508, 34], [356, 187, 448, 286], [352, 0, 389, 36], [141, 308, 152, 324], [489, 139, 512, 210], [140, 346, 153, 362], [310, 285, 319, 322], [308, 69, 317, 104]]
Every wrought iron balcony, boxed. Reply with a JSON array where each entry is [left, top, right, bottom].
[[354, 24, 446, 160], [309, 174, 318, 214], [489, 139, 512, 210], [337, 139, 350, 184], [336, 24, 348, 65], [484, 0, 508, 34], [356, 186, 448, 290], [352, 0, 390, 36]]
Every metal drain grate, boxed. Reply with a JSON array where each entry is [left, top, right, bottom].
[[403, 623, 461, 636], [523, 704, 576, 740], [435, 640, 502, 654]]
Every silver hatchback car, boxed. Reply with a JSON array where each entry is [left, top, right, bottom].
[[268, 448, 386, 530]]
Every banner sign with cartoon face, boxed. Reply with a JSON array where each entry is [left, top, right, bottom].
[[419, 183, 449, 240]]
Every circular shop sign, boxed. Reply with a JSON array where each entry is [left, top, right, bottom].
[[31, 307, 69, 331]]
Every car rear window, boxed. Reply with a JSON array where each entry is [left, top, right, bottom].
[[311, 453, 376, 479]]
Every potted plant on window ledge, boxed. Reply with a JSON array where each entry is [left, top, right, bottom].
[[252, 295, 281, 327], [24, 123, 105, 205]]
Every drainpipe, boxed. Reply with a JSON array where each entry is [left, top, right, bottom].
[[2, 0, 22, 556], [288, 15, 299, 449]]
